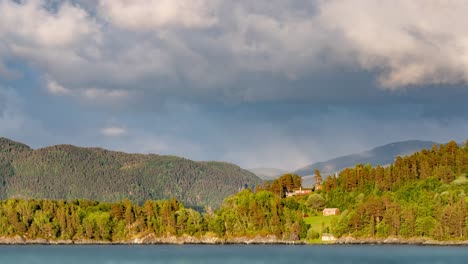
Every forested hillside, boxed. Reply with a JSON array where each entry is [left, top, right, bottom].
[[323, 140, 468, 240], [0, 138, 262, 208]]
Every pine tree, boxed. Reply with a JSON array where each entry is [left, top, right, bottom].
[[314, 169, 322, 185]]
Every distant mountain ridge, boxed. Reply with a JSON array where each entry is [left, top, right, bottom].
[[295, 140, 438, 186], [0, 137, 262, 208], [247, 168, 287, 180]]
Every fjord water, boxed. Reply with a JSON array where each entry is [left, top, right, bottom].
[[0, 245, 466, 264]]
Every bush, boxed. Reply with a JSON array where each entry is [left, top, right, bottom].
[[307, 228, 320, 240], [306, 194, 325, 211]]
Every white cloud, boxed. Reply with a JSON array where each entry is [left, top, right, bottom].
[[98, 0, 219, 30], [318, 0, 468, 88], [46, 78, 71, 95], [83, 88, 129, 101], [45, 77, 131, 105], [0, 0, 100, 48], [100, 126, 127, 137]]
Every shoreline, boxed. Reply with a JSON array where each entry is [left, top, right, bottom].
[[332, 237, 468, 246], [1, 235, 467, 246], [0, 235, 304, 245]]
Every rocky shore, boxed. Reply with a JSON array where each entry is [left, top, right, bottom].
[[2, 235, 467, 246], [334, 236, 468, 246], [0, 235, 304, 245]]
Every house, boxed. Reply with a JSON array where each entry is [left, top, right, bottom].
[[286, 187, 312, 197], [323, 208, 340, 216], [321, 233, 336, 241], [314, 183, 322, 191]]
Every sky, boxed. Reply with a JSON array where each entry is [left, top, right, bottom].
[[1, 0, 468, 171]]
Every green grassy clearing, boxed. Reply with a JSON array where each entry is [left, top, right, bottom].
[[303, 214, 339, 244], [303, 215, 339, 233]]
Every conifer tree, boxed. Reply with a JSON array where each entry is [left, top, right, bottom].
[[314, 169, 322, 185]]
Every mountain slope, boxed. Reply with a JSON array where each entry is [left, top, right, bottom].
[[247, 168, 287, 180], [0, 138, 262, 208], [295, 140, 438, 183]]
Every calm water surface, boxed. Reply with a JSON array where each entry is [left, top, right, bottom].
[[0, 245, 466, 264]]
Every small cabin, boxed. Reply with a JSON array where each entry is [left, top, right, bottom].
[[286, 188, 312, 197], [323, 208, 340, 216], [321, 233, 336, 241]]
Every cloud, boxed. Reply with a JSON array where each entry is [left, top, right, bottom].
[[100, 126, 127, 137], [0, 0, 102, 95], [318, 0, 468, 88], [46, 78, 71, 95], [45, 77, 131, 105], [99, 0, 219, 30], [94, 0, 468, 91], [0, 0, 100, 48], [0, 0, 330, 105], [82, 88, 129, 101], [1, 0, 468, 107]]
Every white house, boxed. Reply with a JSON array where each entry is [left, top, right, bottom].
[[321, 233, 336, 241]]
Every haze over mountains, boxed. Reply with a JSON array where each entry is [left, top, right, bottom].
[[297, 140, 438, 186], [247, 168, 287, 180], [0, 137, 262, 209], [250, 140, 438, 186], [295, 140, 438, 175]]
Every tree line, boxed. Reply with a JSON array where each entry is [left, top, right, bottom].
[[0, 190, 308, 241], [255, 174, 303, 197]]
